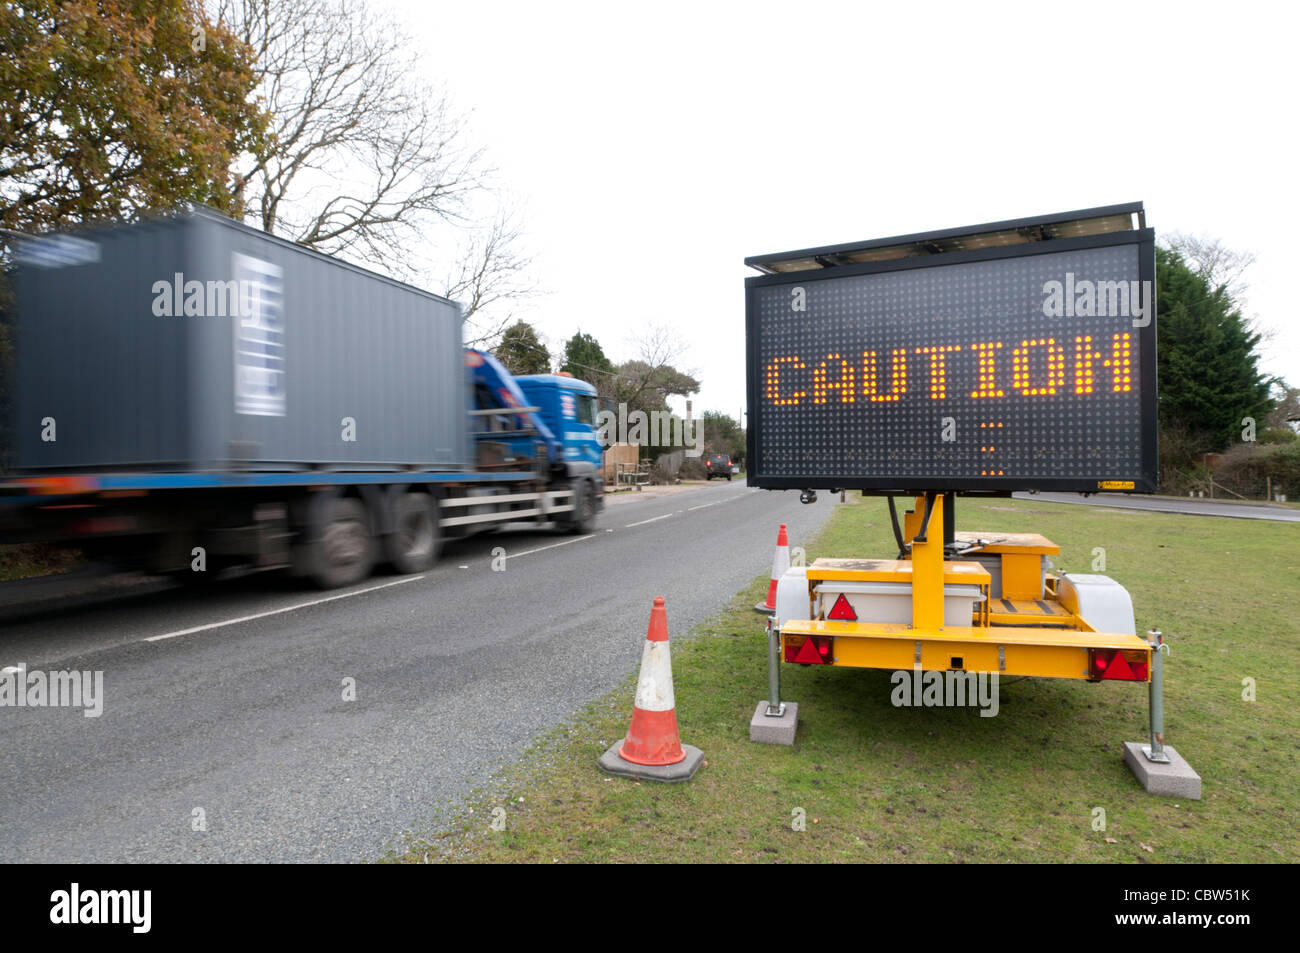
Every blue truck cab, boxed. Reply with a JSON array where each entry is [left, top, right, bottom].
[[514, 374, 603, 475], [464, 350, 603, 533], [464, 351, 600, 474]]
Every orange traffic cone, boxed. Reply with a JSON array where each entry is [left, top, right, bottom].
[[620, 596, 685, 766], [755, 524, 790, 613], [597, 597, 704, 782]]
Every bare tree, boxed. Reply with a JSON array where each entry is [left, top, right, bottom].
[[614, 325, 700, 412], [1163, 233, 1257, 300], [213, 0, 534, 320], [634, 325, 683, 365], [447, 208, 538, 346], [1162, 233, 1272, 346]]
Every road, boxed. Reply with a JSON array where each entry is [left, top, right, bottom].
[[0, 480, 836, 862], [1014, 492, 1300, 522]]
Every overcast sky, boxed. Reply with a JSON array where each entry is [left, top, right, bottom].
[[388, 0, 1297, 419]]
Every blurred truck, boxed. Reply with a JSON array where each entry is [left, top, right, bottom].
[[0, 207, 602, 587]]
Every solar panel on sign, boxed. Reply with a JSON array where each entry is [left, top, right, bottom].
[[744, 207, 1157, 494]]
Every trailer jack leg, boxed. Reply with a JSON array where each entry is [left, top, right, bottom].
[[766, 618, 785, 718], [1142, 629, 1171, 764], [1123, 628, 1202, 798], [750, 617, 798, 745]]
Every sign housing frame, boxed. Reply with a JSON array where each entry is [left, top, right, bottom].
[[744, 205, 1158, 495]]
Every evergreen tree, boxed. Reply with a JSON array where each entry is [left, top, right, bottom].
[[702, 411, 745, 461], [1156, 246, 1273, 455], [559, 331, 615, 395], [493, 321, 550, 375]]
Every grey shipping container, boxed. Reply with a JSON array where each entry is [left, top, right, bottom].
[[13, 207, 470, 472]]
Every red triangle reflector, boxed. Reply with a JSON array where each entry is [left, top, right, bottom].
[[792, 638, 825, 664], [827, 592, 858, 621], [1104, 651, 1135, 680]]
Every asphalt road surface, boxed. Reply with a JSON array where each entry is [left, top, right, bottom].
[[0, 481, 836, 862], [1015, 492, 1300, 522]]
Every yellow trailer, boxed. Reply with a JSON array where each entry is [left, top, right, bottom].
[[743, 205, 1197, 794], [779, 496, 1153, 684], [757, 493, 1176, 780]]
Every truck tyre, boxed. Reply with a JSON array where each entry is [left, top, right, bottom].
[[385, 492, 439, 573], [308, 497, 375, 589], [568, 480, 597, 534]]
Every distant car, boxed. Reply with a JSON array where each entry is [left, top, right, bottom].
[[705, 453, 733, 480]]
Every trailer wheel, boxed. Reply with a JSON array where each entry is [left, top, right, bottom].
[[568, 480, 597, 534], [385, 492, 439, 573], [309, 497, 375, 588]]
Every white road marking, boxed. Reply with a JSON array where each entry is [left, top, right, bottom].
[[143, 574, 426, 643], [689, 493, 748, 512], [502, 534, 596, 560], [625, 513, 673, 527], [137, 489, 749, 644]]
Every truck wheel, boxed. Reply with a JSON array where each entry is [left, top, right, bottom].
[[568, 481, 597, 534], [309, 497, 375, 589], [385, 492, 439, 573]]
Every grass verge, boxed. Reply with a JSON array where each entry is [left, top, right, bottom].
[[0, 542, 82, 582], [393, 497, 1299, 863]]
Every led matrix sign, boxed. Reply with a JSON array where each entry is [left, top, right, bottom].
[[745, 208, 1157, 493]]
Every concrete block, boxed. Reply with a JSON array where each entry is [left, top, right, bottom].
[[1123, 742, 1202, 800], [750, 700, 799, 745], [598, 743, 704, 783]]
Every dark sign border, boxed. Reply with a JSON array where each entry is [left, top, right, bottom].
[[745, 229, 1158, 494]]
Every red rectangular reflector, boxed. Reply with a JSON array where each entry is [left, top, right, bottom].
[[785, 635, 834, 665], [1089, 648, 1149, 681]]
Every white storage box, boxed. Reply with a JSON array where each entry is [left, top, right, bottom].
[[814, 581, 985, 627]]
